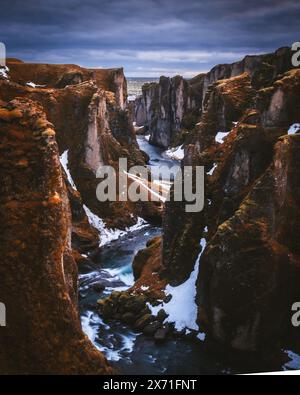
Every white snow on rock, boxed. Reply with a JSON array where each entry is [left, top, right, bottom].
[[283, 350, 300, 371], [83, 204, 148, 247], [26, 81, 46, 88], [148, 238, 207, 332], [124, 170, 168, 203], [288, 124, 300, 135], [215, 131, 230, 144], [60, 149, 149, 246], [207, 163, 217, 176], [197, 332, 206, 342], [127, 95, 136, 101], [0, 66, 9, 79], [164, 145, 185, 161], [145, 135, 151, 141], [60, 150, 77, 190]]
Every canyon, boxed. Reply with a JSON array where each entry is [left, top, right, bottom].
[[0, 46, 300, 374]]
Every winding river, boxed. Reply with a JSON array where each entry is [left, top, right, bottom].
[[79, 135, 299, 375]]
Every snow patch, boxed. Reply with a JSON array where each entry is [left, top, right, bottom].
[[83, 204, 148, 247], [0, 66, 9, 79], [127, 95, 136, 101], [141, 285, 149, 291], [148, 238, 207, 332], [125, 170, 167, 203], [197, 332, 206, 342], [215, 131, 230, 144], [164, 145, 184, 161], [207, 163, 217, 176], [81, 311, 137, 362], [288, 124, 300, 135], [283, 350, 300, 371], [26, 81, 46, 88], [145, 135, 150, 141], [59, 150, 77, 190]]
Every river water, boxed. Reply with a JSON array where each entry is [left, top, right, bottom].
[[79, 135, 299, 375]]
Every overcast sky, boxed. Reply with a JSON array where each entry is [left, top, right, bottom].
[[1, 0, 299, 77]]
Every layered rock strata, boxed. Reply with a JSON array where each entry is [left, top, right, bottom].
[[0, 60, 160, 230], [0, 99, 113, 374], [162, 65, 300, 352], [135, 47, 294, 148]]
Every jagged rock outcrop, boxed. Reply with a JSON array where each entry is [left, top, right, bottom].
[[0, 99, 113, 374], [0, 60, 160, 230], [162, 57, 300, 352], [65, 175, 99, 254], [135, 75, 202, 148], [163, 73, 256, 285], [6, 58, 127, 108], [97, 236, 171, 337], [197, 133, 300, 352], [134, 47, 294, 149]]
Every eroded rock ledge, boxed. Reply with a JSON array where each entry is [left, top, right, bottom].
[[134, 47, 294, 149], [162, 67, 300, 352], [1, 59, 160, 231], [0, 99, 113, 374]]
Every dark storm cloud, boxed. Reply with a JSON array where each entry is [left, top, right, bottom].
[[1, 0, 299, 76]]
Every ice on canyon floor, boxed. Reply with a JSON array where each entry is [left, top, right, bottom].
[[148, 238, 207, 332], [215, 131, 230, 144], [26, 81, 46, 88], [207, 163, 217, 176], [83, 204, 148, 247], [60, 150, 78, 190], [0, 66, 9, 79], [288, 124, 300, 135], [164, 145, 185, 161]]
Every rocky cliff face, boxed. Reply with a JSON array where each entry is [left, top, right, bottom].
[[0, 59, 160, 374], [1, 60, 160, 230], [134, 47, 294, 149], [162, 61, 300, 352], [135, 75, 202, 148], [0, 98, 113, 374], [6, 58, 127, 108]]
